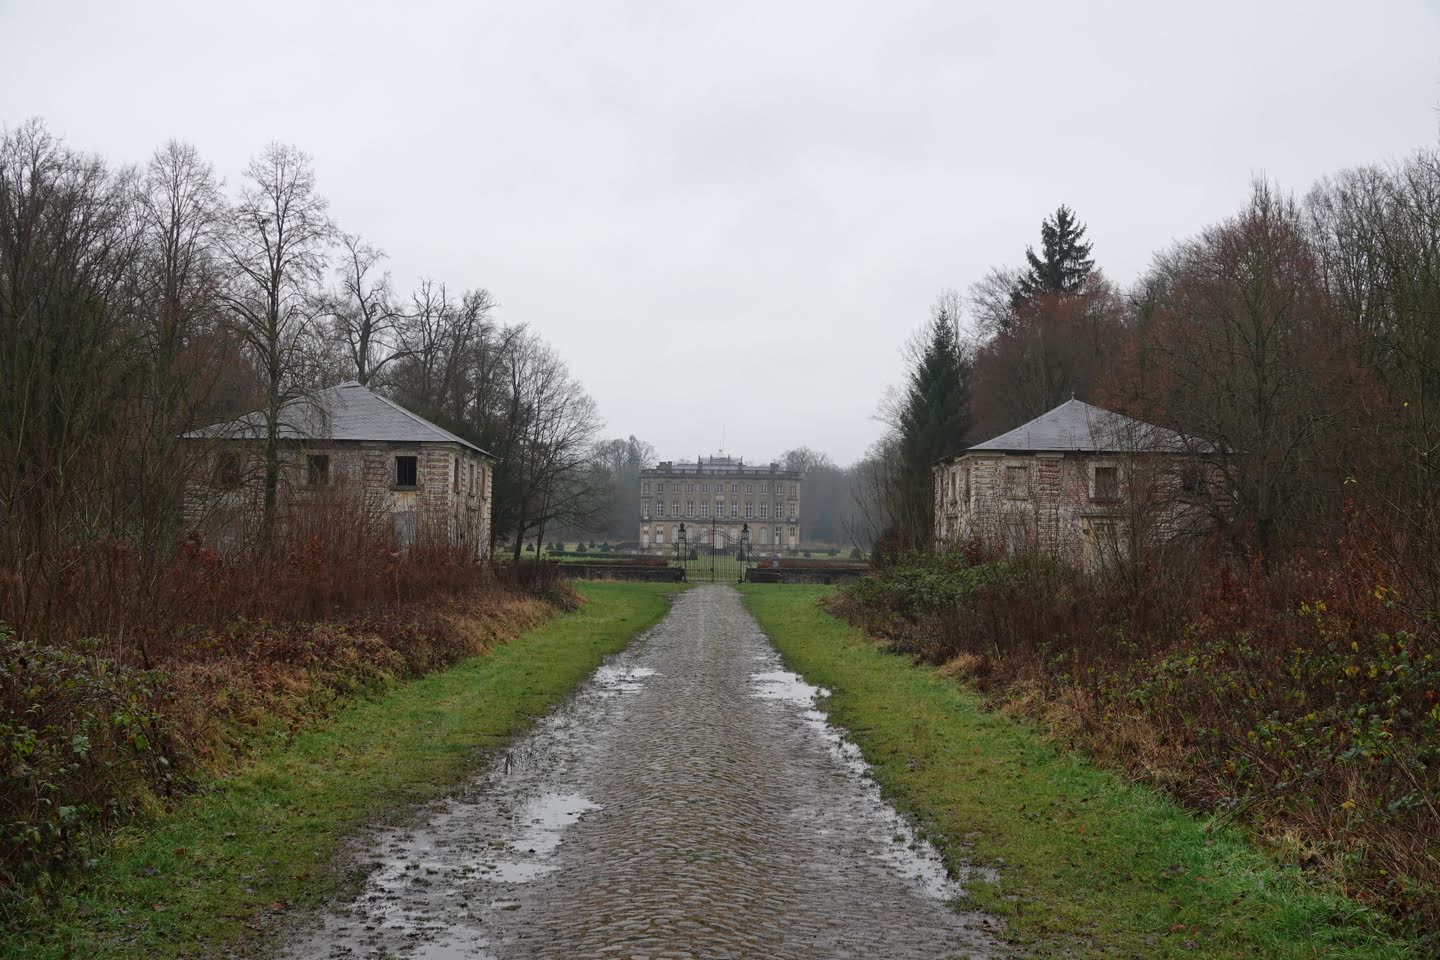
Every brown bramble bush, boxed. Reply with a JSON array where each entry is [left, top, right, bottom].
[[0, 495, 573, 921], [835, 519, 1440, 939]]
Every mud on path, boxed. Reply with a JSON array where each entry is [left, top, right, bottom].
[[279, 585, 1003, 959]]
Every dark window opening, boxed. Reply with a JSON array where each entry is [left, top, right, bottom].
[[307, 454, 330, 486], [395, 455, 418, 488], [1094, 466, 1120, 501], [1181, 464, 1207, 496], [214, 452, 241, 489]]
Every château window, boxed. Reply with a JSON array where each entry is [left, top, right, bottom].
[[687, 500, 695, 518], [307, 454, 330, 487], [745, 503, 753, 519], [395, 455, 418, 488], [760, 502, 769, 519]]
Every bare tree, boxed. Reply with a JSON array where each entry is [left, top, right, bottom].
[[327, 232, 404, 385], [847, 433, 906, 560], [1308, 148, 1440, 605], [1127, 181, 1358, 553], [967, 266, 1021, 337], [588, 435, 656, 541], [130, 140, 229, 551], [0, 120, 140, 564], [504, 336, 605, 559], [215, 143, 332, 528]]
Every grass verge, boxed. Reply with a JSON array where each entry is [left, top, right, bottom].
[[740, 584, 1420, 960], [7, 581, 683, 960]]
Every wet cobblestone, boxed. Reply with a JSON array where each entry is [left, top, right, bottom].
[[279, 585, 1003, 959]]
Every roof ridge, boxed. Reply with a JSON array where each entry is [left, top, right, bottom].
[[946, 397, 1181, 458]]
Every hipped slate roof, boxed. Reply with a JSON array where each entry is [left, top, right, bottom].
[[186, 381, 492, 457], [945, 398, 1185, 459]]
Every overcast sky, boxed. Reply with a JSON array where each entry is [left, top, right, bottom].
[[4, 1, 1438, 465]]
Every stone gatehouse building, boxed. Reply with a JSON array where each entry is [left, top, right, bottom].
[[934, 398, 1204, 570], [184, 381, 495, 558], [640, 455, 802, 552]]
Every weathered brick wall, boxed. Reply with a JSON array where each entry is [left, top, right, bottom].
[[934, 452, 1205, 567], [182, 440, 493, 559]]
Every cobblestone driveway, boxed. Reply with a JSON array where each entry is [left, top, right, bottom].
[[280, 585, 1002, 959]]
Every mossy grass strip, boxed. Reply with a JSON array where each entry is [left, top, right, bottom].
[[740, 584, 1418, 960], [8, 581, 683, 960]]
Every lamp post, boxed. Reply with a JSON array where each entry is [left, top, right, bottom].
[[711, 495, 722, 581], [738, 522, 750, 583]]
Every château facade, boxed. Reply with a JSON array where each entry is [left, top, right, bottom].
[[640, 455, 802, 552]]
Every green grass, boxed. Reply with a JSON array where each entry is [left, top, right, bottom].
[[7, 581, 683, 960], [740, 584, 1421, 960]]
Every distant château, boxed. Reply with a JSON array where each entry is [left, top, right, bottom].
[[640, 455, 802, 552]]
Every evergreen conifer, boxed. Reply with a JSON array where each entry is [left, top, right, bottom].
[[897, 307, 971, 545], [1011, 204, 1095, 308]]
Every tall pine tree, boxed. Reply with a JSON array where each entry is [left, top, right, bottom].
[[897, 304, 971, 547], [1011, 204, 1095, 308]]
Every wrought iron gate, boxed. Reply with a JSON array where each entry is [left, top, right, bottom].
[[669, 520, 753, 583]]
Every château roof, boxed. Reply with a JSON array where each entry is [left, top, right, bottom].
[[644, 454, 797, 476], [185, 381, 492, 457], [947, 398, 1185, 458]]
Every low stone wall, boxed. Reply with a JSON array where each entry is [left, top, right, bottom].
[[563, 564, 686, 582], [745, 567, 869, 585]]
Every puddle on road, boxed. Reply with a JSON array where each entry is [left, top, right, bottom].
[[485, 791, 599, 883], [281, 588, 1001, 960], [748, 665, 996, 905], [592, 664, 657, 695], [750, 668, 829, 705], [408, 935, 499, 960]]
